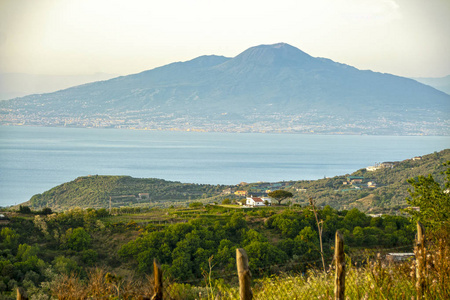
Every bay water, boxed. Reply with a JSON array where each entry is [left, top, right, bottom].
[[0, 125, 449, 207]]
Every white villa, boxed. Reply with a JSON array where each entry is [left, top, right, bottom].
[[366, 161, 396, 172], [246, 197, 272, 207]]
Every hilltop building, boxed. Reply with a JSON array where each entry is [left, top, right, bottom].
[[234, 190, 248, 196], [366, 161, 397, 172]]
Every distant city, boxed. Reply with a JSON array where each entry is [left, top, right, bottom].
[[1, 110, 447, 135]]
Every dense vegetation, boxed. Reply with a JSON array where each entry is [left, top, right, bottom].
[[0, 201, 417, 298], [22, 149, 450, 213], [28, 176, 226, 210]]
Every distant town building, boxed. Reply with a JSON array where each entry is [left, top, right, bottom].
[[234, 190, 248, 196], [138, 193, 150, 199], [368, 213, 383, 218], [380, 162, 395, 168], [366, 161, 397, 171], [222, 188, 234, 194], [366, 166, 380, 171], [347, 176, 364, 184], [0, 214, 10, 224]]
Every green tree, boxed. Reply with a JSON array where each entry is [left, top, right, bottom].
[[221, 198, 231, 205], [0, 227, 19, 250], [406, 161, 450, 232], [244, 241, 288, 271], [268, 190, 293, 205], [269, 211, 302, 238], [66, 227, 92, 251], [189, 202, 203, 208], [53, 256, 80, 275], [16, 244, 39, 261], [353, 226, 364, 246], [343, 208, 370, 229], [292, 226, 321, 261], [40, 207, 53, 215], [81, 249, 98, 265], [19, 205, 32, 214], [216, 239, 235, 271]]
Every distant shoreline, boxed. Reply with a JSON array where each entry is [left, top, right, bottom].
[[1, 124, 447, 136]]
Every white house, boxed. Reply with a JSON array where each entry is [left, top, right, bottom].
[[246, 197, 271, 207], [366, 166, 380, 172]]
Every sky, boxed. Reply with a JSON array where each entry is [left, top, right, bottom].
[[0, 0, 449, 78]]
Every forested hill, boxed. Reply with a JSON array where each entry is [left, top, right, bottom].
[[23, 149, 449, 212], [27, 176, 226, 210]]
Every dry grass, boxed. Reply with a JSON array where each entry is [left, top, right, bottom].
[[50, 268, 154, 299]]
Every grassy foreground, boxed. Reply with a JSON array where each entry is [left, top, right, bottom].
[[51, 241, 450, 300]]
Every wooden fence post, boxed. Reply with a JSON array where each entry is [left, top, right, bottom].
[[415, 221, 426, 299], [151, 259, 163, 300], [236, 248, 253, 300], [334, 231, 345, 300], [17, 287, 28, 300]]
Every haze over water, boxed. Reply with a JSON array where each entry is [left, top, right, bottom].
[[0, 126, 449, 207]]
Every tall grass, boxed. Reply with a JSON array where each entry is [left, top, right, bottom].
[[50, 268, 153, 299]]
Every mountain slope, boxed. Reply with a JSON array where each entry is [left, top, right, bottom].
[[1, 43, 449, 134]]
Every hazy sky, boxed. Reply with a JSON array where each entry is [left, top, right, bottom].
[[1, 0, 449, 78]]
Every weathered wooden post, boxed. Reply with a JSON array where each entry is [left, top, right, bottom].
[[334, 231, 345, 300], [415, 221, 426, 299], [236, 248, 253, 300], [151, 259, 163, 300], [17, 287, 28, 300], [376, 252, 382, 272]]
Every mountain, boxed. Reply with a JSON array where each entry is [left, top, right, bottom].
[[1, 43, 449, 135], [412, 75, 450, 95]]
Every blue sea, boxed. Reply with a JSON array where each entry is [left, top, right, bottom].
[[0, 126, 449, 207]]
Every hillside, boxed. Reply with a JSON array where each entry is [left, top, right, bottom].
[[27, 176, 226, 210], [23, 149, 450, 212], [289, 149, 450, 212], [1, 43, 449, 135]]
